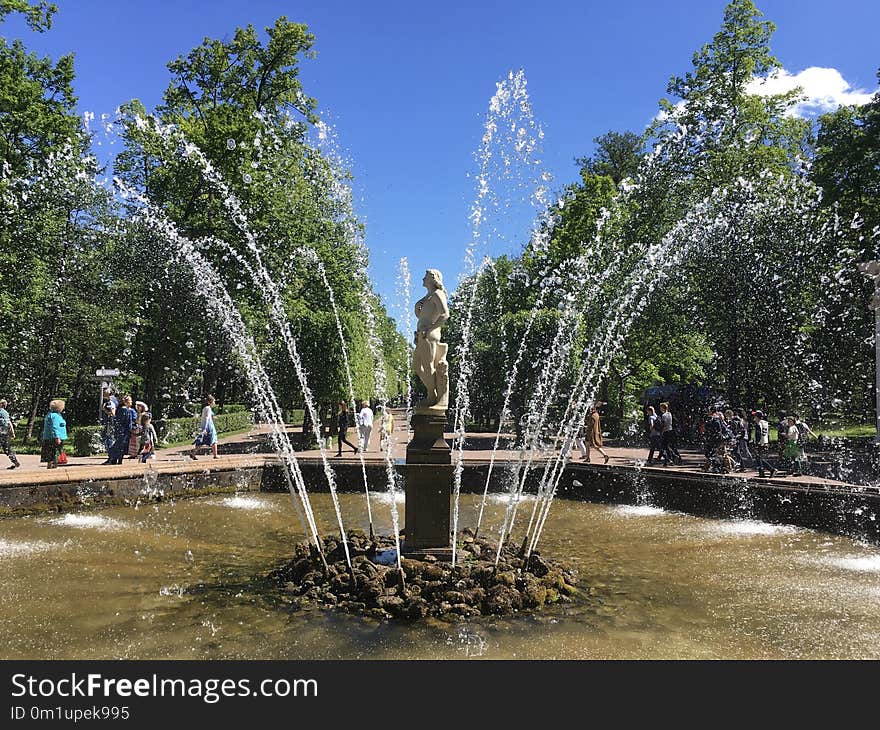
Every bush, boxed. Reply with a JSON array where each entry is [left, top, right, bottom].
[[157, 410, 252, 446], [216, 403, 248, 414], [72, 426, 104, 457]]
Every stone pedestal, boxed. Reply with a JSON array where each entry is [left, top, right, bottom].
[[403, 411, 452, 558]]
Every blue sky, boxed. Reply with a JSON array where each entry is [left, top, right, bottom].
[[4, 0, 879, 310]]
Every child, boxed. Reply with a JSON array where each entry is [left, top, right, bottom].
[[139, 413, 158, 463]]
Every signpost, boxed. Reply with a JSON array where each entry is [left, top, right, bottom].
[[95, 367, 121, 418], [858, 261, 880, 442]]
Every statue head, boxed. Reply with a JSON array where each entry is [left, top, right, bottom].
[[423, 269, 444, 291]]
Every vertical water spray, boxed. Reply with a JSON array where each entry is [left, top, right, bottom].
[[122, 186, 325, 560], [129, 117, 355, 571], [451, 69, 548, 564], [396, 257, 414, 443]]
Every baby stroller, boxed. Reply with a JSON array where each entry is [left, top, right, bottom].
[[703, 441, 735, 474]]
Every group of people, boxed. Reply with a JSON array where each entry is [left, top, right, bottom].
[[99, 390, 160, 465], [334, 400, 394, 456], [699, 407, 815, 478], [101, 389, 219, 464], [0, 397, 73, 470], [643, 402, 818, 478], [645, 402, 683, 467]]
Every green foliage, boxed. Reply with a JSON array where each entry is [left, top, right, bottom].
[[576, 131, 644, 185], [808, 71, 880, 418], [0, 0, 55, 31], [452, 0, 871, 435], [114, 17, 406, 424], [0, 10, 406, 443]]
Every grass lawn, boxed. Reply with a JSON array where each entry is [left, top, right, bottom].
[[815, 423, 877, 439]]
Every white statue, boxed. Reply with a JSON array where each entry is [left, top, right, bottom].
[[413, 269, 449, 411]]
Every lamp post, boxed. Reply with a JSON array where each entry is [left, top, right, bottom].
[[858, 261, 880, 442]]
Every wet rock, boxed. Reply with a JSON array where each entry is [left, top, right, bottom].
[[358, 581, 383, 601], [406, 599, 429, 619], [451, 603, 480, 618], [442, 590, 466, 604], [269, 531, 584, 621], [463, 587, 486, 605], [541, 570, 567, 592], [421, 580, 444, 598], [485, 586, 515, 615], [525, 554, 550, 577], [424, 565, 446, 581], [522, 585, 547, 608], [292, 558, 312, 576]]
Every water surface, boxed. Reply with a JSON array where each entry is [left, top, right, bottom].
[[2, 492, 879, 659]]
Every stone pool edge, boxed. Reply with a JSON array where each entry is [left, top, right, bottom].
[[1, 457, 879, 545]]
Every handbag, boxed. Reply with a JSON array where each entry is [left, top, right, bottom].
[[57, 450, 68, 465], [128, 432, 140, 457]]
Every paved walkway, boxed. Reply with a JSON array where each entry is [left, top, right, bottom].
[[0, 411, 865, 492], [300, 412, 861, 491]]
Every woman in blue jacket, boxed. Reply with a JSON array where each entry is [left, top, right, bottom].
[[41, 399, 68, 469]]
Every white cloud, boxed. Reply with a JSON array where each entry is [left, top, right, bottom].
[[747, 67, 875, 117]]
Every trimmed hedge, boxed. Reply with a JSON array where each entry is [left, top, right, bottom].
[[69, 410, 253, 456], [216, 403, 248, 414]]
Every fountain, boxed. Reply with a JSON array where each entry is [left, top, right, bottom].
[[4, 25, 880, 656], [263, 266, 581, 619]]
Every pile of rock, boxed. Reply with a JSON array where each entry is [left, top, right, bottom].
[[269, 528, 581, 621]]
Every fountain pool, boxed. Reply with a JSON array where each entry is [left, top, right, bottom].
[[3, 491, 880, 659]]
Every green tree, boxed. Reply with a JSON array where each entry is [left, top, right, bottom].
[[115, 18, 405, 427]]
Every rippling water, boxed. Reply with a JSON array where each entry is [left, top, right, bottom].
[[2, 491, 880, 659]]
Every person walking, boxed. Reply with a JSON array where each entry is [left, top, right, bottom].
[[793, 413, 816, 472], [336, 401, 358, 456], [775, 411, 788, 458], [645, 405, 662, 465], [752, 410, 776, 478], [100, 395, 116, 462], [190, 395, 219, 460], [783, 415, 805, 476], [0, 399, 20, 469], [659, 402, 681, 466], [358, 400, 374, 452], [40, 399, 68, 469], [724, 409, 749, 471], [702, 407, 729, 470], [109, 395, 137, 465], [379, 406, 394, 452], [578, 401, 610, 464]]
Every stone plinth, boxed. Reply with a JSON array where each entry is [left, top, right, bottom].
[[403, 411, 452, 558]]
